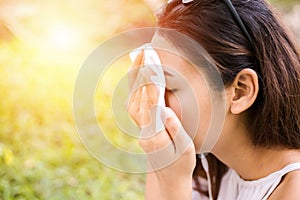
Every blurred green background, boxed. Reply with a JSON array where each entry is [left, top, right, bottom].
[[0, 0, 299, 199]]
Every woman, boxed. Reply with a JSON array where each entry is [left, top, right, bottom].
[[128, 0, 300, 199]]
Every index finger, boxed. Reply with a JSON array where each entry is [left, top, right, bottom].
[[128, 51, 144, 89]]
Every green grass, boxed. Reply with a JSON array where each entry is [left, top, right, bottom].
[[0, 40, 145, 200]]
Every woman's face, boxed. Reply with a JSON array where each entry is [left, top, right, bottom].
[[156, 49, 219, 153]]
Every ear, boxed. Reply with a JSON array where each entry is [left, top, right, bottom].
[[228, 69, 259, 114]]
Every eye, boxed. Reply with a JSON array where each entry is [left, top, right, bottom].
[[165, 88, 180, 109], [166, 88, 178, 93]]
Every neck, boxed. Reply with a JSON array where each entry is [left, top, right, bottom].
[[212, 131, 300, 181]]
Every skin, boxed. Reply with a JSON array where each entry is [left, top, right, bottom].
[[127, 50, 300, 199]]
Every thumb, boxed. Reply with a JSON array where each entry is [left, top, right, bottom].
[[162, 107, 194, 154], [162, 107, 181, 139]]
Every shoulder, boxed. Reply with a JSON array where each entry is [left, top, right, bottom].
[[268, 170, 300, 200]]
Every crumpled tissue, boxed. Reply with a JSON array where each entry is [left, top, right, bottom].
[[129, 43, 166, 134]]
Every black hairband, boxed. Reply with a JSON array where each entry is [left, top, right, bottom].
[[223, 0, 254, 47]]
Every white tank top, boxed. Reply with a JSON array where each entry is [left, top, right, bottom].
[[192, 155, 300, 200]]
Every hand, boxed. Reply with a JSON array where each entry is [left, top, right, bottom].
[[127, 52, 196, 199], [127, 51, 158, 128]]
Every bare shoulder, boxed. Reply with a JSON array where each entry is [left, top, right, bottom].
[[268, 170, 300, 200]]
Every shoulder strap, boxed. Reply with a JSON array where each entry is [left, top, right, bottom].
[[199, 154, 213, 200], [263, 162, 300, 199]]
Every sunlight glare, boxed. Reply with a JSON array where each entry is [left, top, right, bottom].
[[48, 24, 78, 52]]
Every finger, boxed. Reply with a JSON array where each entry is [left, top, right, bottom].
[[162, 107, 180, 139], [130, 50, 144, 70], [145, 82, 158, 105], [140, 86, 151, 127], [127, 86, 143, 123], [162, 107, 193, 154], [130, 87, 142, 108], [128, 51, 144, 89]]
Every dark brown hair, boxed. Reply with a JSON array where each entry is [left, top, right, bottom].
[[157, 0, 300, 199]]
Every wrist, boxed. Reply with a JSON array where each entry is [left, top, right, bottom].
[[158, 175, 193, 200]]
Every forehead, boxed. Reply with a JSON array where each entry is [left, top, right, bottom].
[[151, 32, 193, 76], [155, 48, 200, 78]]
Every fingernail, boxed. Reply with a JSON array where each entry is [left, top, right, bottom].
[[142, 86, 146, 95]]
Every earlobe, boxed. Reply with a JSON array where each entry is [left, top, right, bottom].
[[230, 69, 259, 114]]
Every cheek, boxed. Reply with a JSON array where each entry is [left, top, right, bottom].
[[164, 77, 215, 153], [193, 84, 213, 152], [165, 90, 182, 120], [165, 87, 201, 139], [166, 81, 213, 153]]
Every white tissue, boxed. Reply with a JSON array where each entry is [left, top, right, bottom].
[[130, 44, 166, 133]]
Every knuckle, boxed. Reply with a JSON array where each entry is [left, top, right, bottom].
[[165, 117, 179, 135]]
